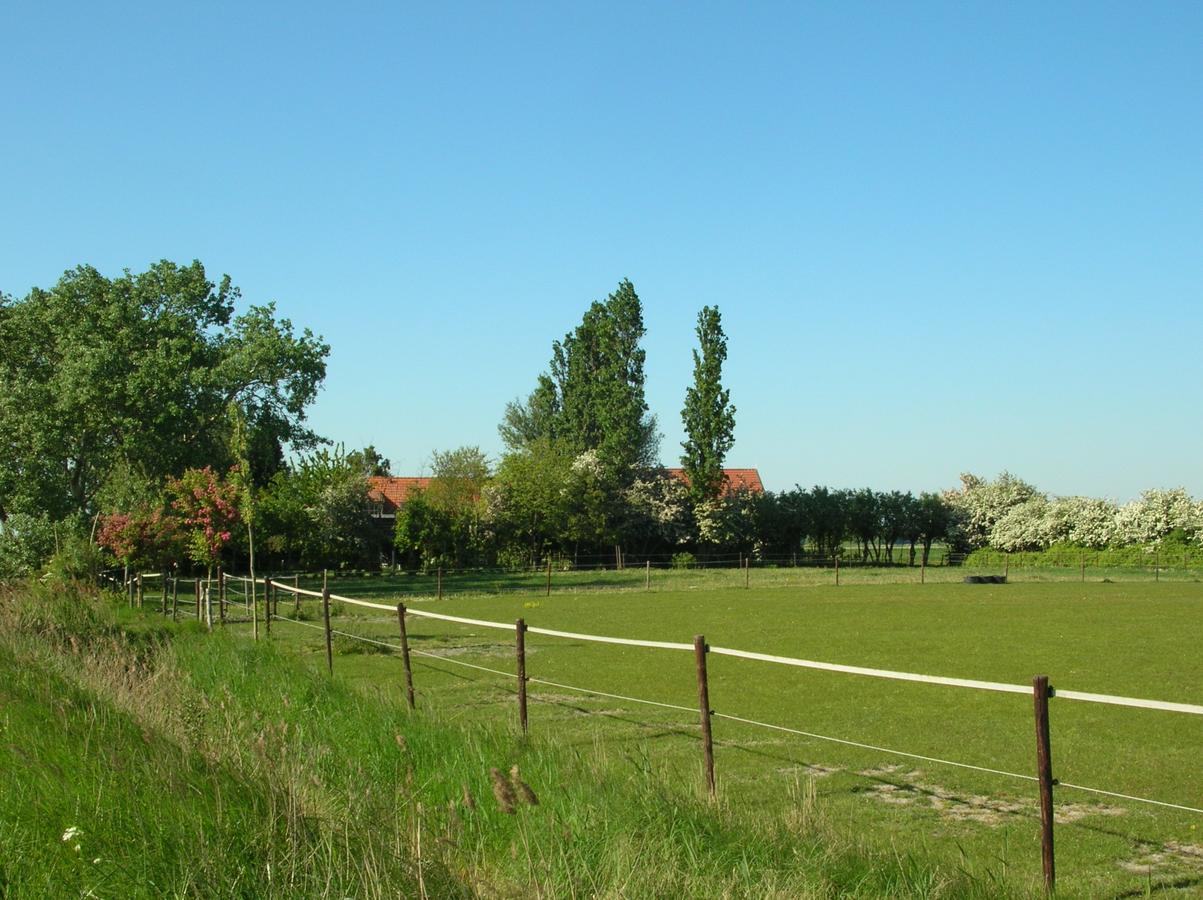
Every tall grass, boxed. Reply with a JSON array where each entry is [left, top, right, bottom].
[[0, 579, 997, 898]]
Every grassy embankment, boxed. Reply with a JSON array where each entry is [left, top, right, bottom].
[[1, 579, 988, 898]]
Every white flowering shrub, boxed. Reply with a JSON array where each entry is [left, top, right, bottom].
[[1114, 488, 1202, 547], [943, 472, 1044, 550]]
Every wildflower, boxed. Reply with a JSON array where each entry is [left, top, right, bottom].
[[61, 826, 81, 842]]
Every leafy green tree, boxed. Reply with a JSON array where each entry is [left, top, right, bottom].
[[803, 486, 848, 559], [348, 445, 392, 477], [395, 447, 491, 569], [487, 439, 573, 564], [257, 446, 376, 569], [0, 261, 328, 524], [878, 491, 912, 564], [680, 306, 736, 503], [915, 492, 951, 565], [847, 489, 882, 562]]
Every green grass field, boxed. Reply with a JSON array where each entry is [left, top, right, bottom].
[[230, 571, 1203, 897]]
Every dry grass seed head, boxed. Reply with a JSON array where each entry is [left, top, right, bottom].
[[490, 768, 517, 814], [509, 765, 539, 806]]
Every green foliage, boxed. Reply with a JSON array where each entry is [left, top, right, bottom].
[[0, 513, 59, 580], [503, 280, 658, 479], [0, 260, 328, 524], [671, 551, 697, 569], [394, 447, 491, 570], [258, 445, 378, 569], [680, 305, 736, 503]]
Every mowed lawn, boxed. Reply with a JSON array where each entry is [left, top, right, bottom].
[[241, 577, 1203, 896]]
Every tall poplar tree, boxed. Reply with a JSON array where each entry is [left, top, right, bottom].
[[680, 305, 736, 502], [501, 279, 658, 479]]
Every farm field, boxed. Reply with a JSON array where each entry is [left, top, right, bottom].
[[230, 574, 1203, 897]]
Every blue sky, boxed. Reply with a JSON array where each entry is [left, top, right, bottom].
[[2, 2, 1200, 500]]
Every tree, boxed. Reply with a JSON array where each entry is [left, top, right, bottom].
[[847, 489, 882, 563], [680, 306, 736, 504], [0, 261, 328, 525], [487, 439, 573, 564], [915, 492, 951, 565], [878, 491, 912, 564], [257, 446, 376, 569], [395, 446, 491, 568], [505, 280, 658, 478], [348, 445, 392, 477]]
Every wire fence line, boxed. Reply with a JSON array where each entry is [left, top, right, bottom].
[[108, 566, 1203, 888], [264, 606, 1203, 819], [261, 578, 1203, 717]]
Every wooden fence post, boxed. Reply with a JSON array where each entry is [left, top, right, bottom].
[[645, 559, 651, 591], [834, 554, 840, 586], [437, 567, 443, 601], [217, 567, 225, 620], [194, 579, 201, 620], [694, 635, 716, 797], [744, 557, 750, 589], [264, 577, 273, 636], [171, 578, 179, 621], [516, 618, 528, 734], [396, 603, 416, 709], [136, 574, 144, 608], [546, 558, 552, 597], [160, 571, 168, 614], [1033, 675, 1056, 894], [321, 587, 333, 676]]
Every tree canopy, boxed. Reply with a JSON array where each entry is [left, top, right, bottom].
[[680, 305, 736, 503], [0, 260, 329, 523]]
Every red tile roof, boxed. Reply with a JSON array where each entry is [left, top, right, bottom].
[[367, 476, 432, 511], [663, 468, 765, 496], [369, 468, 766, 511]]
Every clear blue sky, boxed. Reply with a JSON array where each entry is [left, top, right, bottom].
[[3, 2, 1200, 501]]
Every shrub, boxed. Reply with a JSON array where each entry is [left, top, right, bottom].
[[671, 551, 696, 570]]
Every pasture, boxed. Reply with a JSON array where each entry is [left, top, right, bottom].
[[235, 573, 1203, 897]]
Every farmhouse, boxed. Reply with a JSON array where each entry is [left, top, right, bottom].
[[367, 476, 431, 519], [663, 468, 765, 496], [368, 468, 764, 519]]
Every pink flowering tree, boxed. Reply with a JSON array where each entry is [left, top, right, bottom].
[[166, 467, 241, 573], [97, 506, 183, 573]]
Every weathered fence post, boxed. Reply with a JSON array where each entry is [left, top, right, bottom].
[[1033, 675, 1056, 894], [171, 578, 179, 621], [264, 577, 273, 636], [136, 574, 144, 608], [645, 559, 651, 591], [194, 579, 201, 620], [516, 618, 528, 734], [546, 558, 552, 597], [834, 554, 840, 586], [744, 557, 750, 589], [694, 634, 716, 797], [217, 567, 225, 621], [396, 603, 415, 709], [160, 571, 168, 614], [437, 567, 443, 601], [321, 587, 333, 676]]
